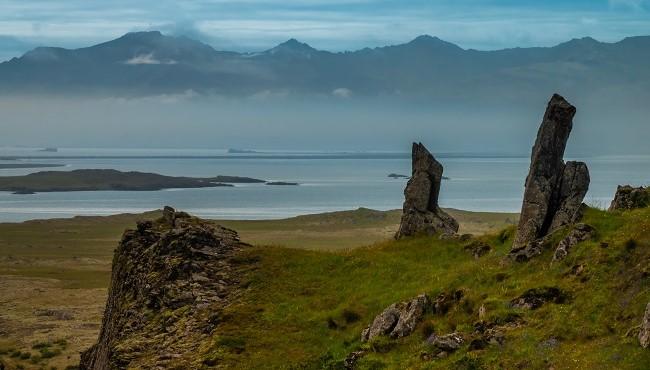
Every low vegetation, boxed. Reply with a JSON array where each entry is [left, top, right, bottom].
[[3, 207, 648, 368], [207, 207, 649, 369], [0, 208, 514, 368]]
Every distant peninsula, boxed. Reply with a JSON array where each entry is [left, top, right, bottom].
[[0, 163, 65, 169], [0, 169, 265, 194]]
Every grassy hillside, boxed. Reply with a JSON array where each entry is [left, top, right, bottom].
[[207, 207, 649, 369], [3, 207, 647, 369], [0, 208, 515, 369]]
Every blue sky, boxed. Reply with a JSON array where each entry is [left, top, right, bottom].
[[0, 0, 649, 60]]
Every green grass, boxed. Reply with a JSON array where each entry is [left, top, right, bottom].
[[203, 207, 650, 369], [0, 207, 516, 369]]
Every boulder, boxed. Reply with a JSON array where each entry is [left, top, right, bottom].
[[510, 287, 570, 310], [609, 185, 650, 211], [395, 143, 458, 239], [553, 223, 595, 261], [80, 207, 250, 370], [361, 294, 430, 342], [509, 239, 547, 263], [426, 333, 464, 352], [512, 94, 590, 254], [464, 241, 492, 259], [641, 302, 650, 349]]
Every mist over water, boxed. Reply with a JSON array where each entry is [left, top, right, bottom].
[[1, 148, 648, 222], [1, 92, 649, 156]]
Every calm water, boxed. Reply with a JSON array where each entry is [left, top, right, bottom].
[[0, 148, 649, 222]]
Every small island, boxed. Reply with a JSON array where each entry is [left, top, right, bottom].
[[266, 181, 299, 186], [227, 148, 258, 154], [389, 173, 450, 180], [0, 169, 266, 194]]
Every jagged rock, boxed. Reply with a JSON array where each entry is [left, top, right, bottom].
[[640, 302, 650, 349], [512, 94, 590, 254], [510, 287, 570, 310], [553, 223, 595, 261], [509, 237, 549, 262], [609, 185, 650, 211], [395, 143, 458, 239], [426, 333, 464, 352], [80, 207, 251, 370], [361, 294, 430, 342]]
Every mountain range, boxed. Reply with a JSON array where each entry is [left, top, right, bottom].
[[1, 31, 650, 100]]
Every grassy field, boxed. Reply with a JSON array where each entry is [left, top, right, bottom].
[[207, 207, 650, 369], [0, 208, 517, 369]]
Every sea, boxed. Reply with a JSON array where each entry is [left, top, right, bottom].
[[0, 147, 649, 222]]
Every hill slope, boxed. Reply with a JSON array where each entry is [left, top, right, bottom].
[[204, 206, 649, 369]]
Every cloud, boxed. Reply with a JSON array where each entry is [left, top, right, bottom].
[[609, 0, 647, 11], [332, 88, 352, 98], [0, 0, 649, 55], [124, 53, 177, 65]]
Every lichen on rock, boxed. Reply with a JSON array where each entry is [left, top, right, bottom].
[[80, 207, 251, 369], [361, 294, 430, 342], [609, 185, 650, 211]]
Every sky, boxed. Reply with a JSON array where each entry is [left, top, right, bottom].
[[0, 0, 649, 61]]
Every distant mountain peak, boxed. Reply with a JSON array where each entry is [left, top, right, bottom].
[[558, 36, 602, 48], [406, 35, 462, 50], [119, 31, 163, 41], [265, 38, 317, 57]]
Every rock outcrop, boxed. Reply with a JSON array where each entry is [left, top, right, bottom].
[[609, 185, 650, 211], [510, 287, 570, 310], [80, 207, 251, 370], [426, 332, 464, 353], [395, 143, 458, 239], [641, 302, 650, 349], [552, 223, 595, 261], [361, 294, 430, 342], [512, 94, 590, 254]]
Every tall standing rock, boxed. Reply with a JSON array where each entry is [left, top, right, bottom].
[[512, 94, 590, 253], [395, 143, 458, 239]]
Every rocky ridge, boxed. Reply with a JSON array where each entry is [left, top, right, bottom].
[[609, 185, 650, 211], [80, 207, 252, 369]]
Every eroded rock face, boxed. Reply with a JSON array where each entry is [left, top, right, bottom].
[[640, 302, 650, 349], [361, 294, 430, 342], [609, 185, 650, 211], [395, 143, 458, 239], [553, 223, 595, 261], [512, 94, 590, 253], [80, 207, 251, 370]]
